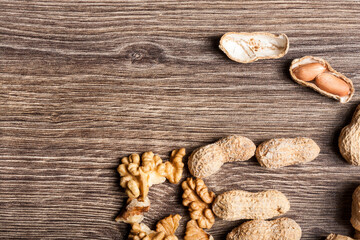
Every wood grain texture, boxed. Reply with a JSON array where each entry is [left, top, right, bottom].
[[1, 0, 360, 239]]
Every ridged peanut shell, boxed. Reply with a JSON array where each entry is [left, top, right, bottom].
[[256, 137, 320, 168], [351, 186, 360, 231], [212, 190, 290, 221], [290, 56, 354, 103], [339, 105, 360, 166], [219, 32, 289, 63], [326, 234, 354, 240], [188, 135, 256, 178], [226, 218, 301, 240]]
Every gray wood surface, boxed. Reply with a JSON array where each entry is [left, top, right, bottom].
[[1, 0, 360, 239]]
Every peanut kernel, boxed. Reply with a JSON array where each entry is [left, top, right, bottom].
[[315, 72, 350, 97], [293, 63, 326, 81]]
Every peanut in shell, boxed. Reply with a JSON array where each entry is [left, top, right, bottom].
[[256, 137, 320, 168], [289, 56, 354, 103], [339, 105, 360, 166], [212, 189, 290, 221], [188, 135, 256, 178], [351, 186, 360, 231], [326, 234, 355, 240], [226, 218, 301, 240]]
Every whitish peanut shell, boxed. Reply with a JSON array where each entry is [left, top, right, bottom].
[[339, 105, 360, 166], [219, 32, 289, 63], [256, 137, 320, 168], [351, 186, 360, 231], [188, 135, 256, 178], [226, 218, 301, 240], [212, 190, 290, 221], [326, 234, 355, 240], [289, 56, 354, 103]]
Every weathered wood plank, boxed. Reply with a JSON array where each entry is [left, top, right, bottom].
[[1, 0, 360, 239]]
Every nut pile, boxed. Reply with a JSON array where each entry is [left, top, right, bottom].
[[117, 135, 314, 239], [116, 148, 186, 239], [116, 31, 359, 239]]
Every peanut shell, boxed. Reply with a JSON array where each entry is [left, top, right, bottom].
[[339, 105, 360, 166], [326, 234, 354, 240], [256, 137, 320, 168], [226, 218, 301, 240], [212, 190, 290, 221], [219, 32, 289, 63], [290, 56, 354, 103], [188, 135, 256, 178], [351, 186, 360, 231]]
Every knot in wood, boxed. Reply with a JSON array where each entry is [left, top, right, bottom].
[[123, 43, 165, 67]]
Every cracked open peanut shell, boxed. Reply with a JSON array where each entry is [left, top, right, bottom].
[[290, 56, 354, 103], [219, 32, 289, 63]]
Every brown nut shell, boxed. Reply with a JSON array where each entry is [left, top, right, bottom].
[[188, 135, 256, 178], [256, 137, 320, 168], [289, 56, 354, 103], [351, 186, 360, 231], [339, 105, 360, 166], [226, 218, 301, 240], [326, 234, 355, 240], [219, 32, 289, 63], [212, 190, 290, 221]]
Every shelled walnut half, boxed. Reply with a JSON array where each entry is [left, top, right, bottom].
[[128, 214, 181, 240], [184, 220, 214, 240], [118, 148, 186, 201], [182, 178, 216, 229]]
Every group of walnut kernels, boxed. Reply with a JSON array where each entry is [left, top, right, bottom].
[[117, 32, 360, 239]]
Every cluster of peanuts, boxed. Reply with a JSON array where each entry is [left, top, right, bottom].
[[116, 135, 320, 239], [116, 32, 360, 240]]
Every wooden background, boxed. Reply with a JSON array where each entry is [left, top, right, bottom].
[[1, 1, 360, 239]]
